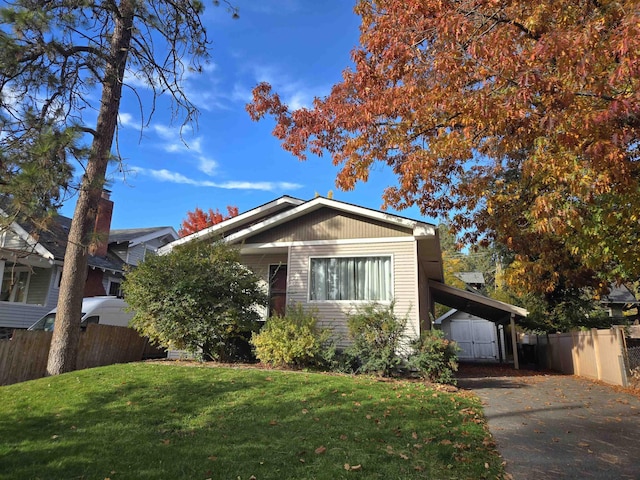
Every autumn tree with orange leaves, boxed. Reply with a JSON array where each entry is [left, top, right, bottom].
[[178, 206, 239, 237], [248, 0, 640, 295]]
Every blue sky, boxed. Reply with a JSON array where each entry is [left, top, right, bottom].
[[61, 0, 438, 231]]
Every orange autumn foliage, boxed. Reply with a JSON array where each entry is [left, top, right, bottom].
[[178, 205, 239, 237], [248, 0, 640, 293]]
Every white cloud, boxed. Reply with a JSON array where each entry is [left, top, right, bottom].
[[197, 156, 218, 176], [118, 112, 136, 128], [131, 167, 302, 191], [151, 124, 203, 155]]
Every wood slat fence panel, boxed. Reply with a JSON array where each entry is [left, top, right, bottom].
[[0, 325, 148, 386]]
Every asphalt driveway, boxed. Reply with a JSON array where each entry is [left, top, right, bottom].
[[457, 364, 640, 480]]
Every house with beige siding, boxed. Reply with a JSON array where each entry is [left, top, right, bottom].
[[160, 195, 445, 346]]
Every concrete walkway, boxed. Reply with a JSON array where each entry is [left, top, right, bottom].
[[457, 366, 640, 479]]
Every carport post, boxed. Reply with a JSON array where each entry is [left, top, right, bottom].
[[510, 313, 519, 370]]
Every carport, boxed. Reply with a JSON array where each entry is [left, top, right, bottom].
[[428, 279, 528, 368]]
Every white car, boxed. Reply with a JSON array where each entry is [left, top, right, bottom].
[[28, 296, 133, 331]]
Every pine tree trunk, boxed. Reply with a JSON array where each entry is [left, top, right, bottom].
[[47, 1, 135, 376]]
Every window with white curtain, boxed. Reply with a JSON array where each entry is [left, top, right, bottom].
[[309, 256, 392, 301]]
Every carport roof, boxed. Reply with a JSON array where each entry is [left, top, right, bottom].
[[429, 280, 527, 323]]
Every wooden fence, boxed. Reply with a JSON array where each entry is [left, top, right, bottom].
[[0, 324, 149, 386], [531, 327, 629, 387]]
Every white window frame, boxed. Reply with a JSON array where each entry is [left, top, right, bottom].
[[0, 267, 31, 303], [307, 254, 393, 303]]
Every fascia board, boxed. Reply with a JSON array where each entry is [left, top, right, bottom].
[[128, 227, 179, 247], [0, 210, 54, 260]]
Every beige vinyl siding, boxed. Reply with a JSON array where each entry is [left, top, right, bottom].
[[287, 241, 419, 348], [246, 208, 412, 244], [241, 253, 289, 283]]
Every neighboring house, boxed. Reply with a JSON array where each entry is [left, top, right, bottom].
[[599, 283, 640, 319], [107, 226, 178, 296], [435, 309, 507, 362], [160, 195, 528, 350], [0, 191, 177, 332]]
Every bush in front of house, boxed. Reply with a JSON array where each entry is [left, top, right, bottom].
[[122, 240, 267, 362], [407, 329, 459, 385], [344, 302, 409, 377], [251, 304, 335, 369]]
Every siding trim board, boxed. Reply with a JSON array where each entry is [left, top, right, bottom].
[[241, 236, 416, 251]]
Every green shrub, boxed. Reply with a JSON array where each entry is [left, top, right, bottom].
[[345, 302, 408, 377], [251, 304, 334, 368], [407, 330, 459, 385], [122, 240, 267, 362]]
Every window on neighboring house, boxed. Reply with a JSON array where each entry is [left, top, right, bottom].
[[0, 269, 31, 303], [309, 256, 392, 301], [108, 281, 122, 297]]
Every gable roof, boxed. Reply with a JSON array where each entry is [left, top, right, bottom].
[[162, 195, 304, 252], [109, 226, 178, 247], [1, 210, 123, 273], [600, 284, 639, 306], [160, 195, 436, 254]]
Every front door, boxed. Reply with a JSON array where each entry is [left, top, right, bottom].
[[268, 264, 287, 318]]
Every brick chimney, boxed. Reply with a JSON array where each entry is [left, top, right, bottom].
[[89, 189, 113, 257]]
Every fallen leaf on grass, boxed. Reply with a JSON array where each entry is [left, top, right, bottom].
[[344, 464, 362, 471], [315, 446, 327, 454], [440, 439, 452, 445], [269, 420, 278, 426], [207, 456, 217, 461]]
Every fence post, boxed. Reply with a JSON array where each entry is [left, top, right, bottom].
[[592, 328, 601, 382], [614, 326, 629, 387], [510, 313, 519, 370]]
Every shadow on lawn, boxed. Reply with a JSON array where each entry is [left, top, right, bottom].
[[1, 363, 494, 480]]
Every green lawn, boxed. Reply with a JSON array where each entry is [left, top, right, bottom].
[[0, 363, 504, 479]]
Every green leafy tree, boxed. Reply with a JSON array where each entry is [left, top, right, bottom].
[[0, 1, 236, 374], [122, 241, 267, 362]]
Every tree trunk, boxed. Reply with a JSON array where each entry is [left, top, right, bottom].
[[47, 1, 135, 376]]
